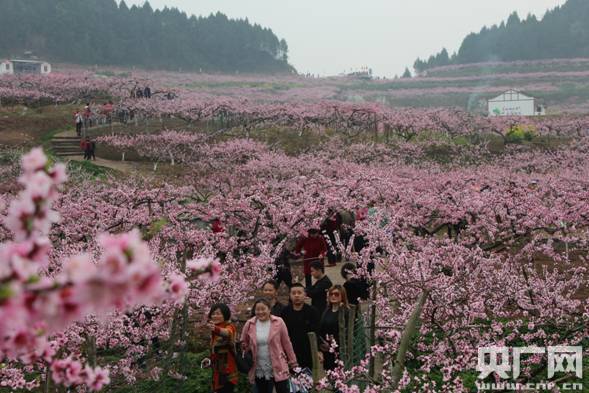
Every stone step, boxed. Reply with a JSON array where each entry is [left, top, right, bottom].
[[52, 146, 82, 150], [54, 152, 83, 157], [52, 140, 81, 143], [52, 143, 81, 146], [51, 139, 81, 143], [50, 135, 87, 157], [52, 141, 81, 146], [52, 149, 83, 154]]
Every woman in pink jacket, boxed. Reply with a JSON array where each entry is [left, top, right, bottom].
[[241, 298, 298, 393]]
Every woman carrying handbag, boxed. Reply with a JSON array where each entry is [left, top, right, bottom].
[[240, 298, 298, 393]]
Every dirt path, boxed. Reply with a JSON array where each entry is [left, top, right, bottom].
[[52, 127, 347, 291], [54, 128, 154, 174]]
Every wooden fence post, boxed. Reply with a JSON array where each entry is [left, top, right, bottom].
[[308, 332, 324, 384], [388, 290, 429, 391], [368, 281, 378, 379], [338, 308, 348, 368], [342, 304, 356, 368]]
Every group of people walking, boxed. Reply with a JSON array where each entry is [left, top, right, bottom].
[[132, 85, 152, 99], [73, 103, 93, 137], [206, 277, 367, 393], [204, 214, 371, 392], [203, 207, 375, 392], [74, 101, 116, 137], [73, 101, 117, 160]]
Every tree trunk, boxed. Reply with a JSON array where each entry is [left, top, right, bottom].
[[43, 365, 51, 393], [178, 250, 189, 375], [87, 334, 97, 367]]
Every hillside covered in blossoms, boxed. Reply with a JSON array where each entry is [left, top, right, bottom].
[[1, 68, 588, 392], [1, 1, 588, 392]]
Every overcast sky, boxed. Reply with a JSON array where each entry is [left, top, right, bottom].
[[126, 0, 567, 77]]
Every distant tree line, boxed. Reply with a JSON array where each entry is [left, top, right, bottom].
[[0, 0, 294, 74], [413, 0, 589, 73]]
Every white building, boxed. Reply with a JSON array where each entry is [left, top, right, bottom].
[[0, 60, 14, 75], [488, 89, 545, 117], [0, 59, 52, 76]]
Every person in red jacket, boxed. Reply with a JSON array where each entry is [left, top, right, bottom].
[[294, 228, 327, 288], [211, 218, 224, 233], [80, 138, 88, 159]]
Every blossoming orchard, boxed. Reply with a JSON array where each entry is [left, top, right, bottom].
[[1, 69, 588, 393]]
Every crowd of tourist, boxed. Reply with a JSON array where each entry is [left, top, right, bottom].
[[204, 212, 372, 393]]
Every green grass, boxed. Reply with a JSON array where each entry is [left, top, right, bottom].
[[0, 351, 250, 393], [110, 352, 250, 393], [66, 159, 113, 180]]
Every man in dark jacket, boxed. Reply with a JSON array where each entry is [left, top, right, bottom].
[[274, 249, 293, 289], [341, 263, 370, 305], [321, 210, 342, 267], [281, 283, 321, 370], [305, 261, 333, 315]]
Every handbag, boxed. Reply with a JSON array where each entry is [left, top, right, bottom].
[[233, 341, 253, 374], [288, 367, 312, 393]]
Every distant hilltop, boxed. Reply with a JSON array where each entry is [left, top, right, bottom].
[[413, 0, 589, 73], [0, 0, 294, 74]]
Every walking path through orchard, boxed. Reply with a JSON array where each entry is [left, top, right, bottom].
[[50, 126, 347, 288], [53, 128, 159, 174]]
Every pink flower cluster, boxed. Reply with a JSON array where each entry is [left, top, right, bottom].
[[0, 72, 126, 106], [187, 257, 222, 282], [3, 128, 588, 391], [51, 357, 110, 391], [0, 148, 185, 390]]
